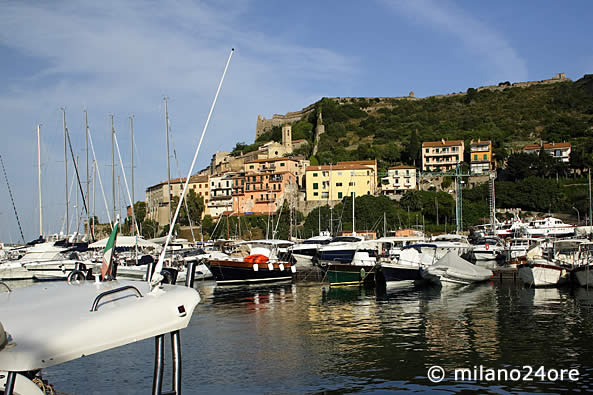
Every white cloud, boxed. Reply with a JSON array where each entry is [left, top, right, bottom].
[[0, 1, 357, 240], [384, 0, 528, 83]]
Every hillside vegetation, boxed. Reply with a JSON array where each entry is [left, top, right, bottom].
[[238, 74, 593, 173]]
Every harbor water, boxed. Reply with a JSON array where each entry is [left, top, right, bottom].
[[39, 279, 593, 394]]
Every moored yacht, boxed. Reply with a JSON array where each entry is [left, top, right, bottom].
[[289, 232, 332, 268], [471, 236, 505, 261]]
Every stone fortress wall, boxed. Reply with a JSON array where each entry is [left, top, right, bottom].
[[255, 73, 569, 137]]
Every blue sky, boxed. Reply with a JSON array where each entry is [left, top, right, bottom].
[[0, 0, 591, 241]]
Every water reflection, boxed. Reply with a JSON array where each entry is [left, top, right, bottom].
[[16, 279, 593, 393]]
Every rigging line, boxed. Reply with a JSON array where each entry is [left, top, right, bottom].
[[87, 128, 113, 229], [61, 170, 76, 235], [65, 127, 89, 215], [152, 48, 234, 285], [169, 125, 196, 243], [113, 132, 141, 236], [0, 154, 25, 243]]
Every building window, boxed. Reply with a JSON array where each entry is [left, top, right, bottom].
[[249, 165, 254, 169], [336, 182, 342, 187], [349, 182, 355, 186], [483, 154, 487, 160], [474, 154, 478, 160], [313, 172, 318, 177], [280, 162, 285, 166], [321, 192, 329, 198], [313, 183, 319, 190], [313, 192, 318, 197], [426, 148, 429, 153], [338, 192, 343, 199]]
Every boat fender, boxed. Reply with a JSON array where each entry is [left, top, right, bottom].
[[485, 243, 490, 250], [253, 263, 259, 272], [291, 265, 296, 273], [360, 268, 366, 279], [268, 263, 274, 271], [279, 263, 285, 271]]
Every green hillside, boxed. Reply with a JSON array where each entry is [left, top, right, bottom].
[[240, 74, 593, 172]]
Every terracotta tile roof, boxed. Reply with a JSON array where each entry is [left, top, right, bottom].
[[337, 160, 377, 166], [245, 157, 299, 164], [389, 165, 416, 170], [543, 142, 571, 149], [306, 164, 374, 172], [471, 140, 491, 146], [189, 174, 209, 183], [523, 144, 541, 151], [422, 140, 464, 148]]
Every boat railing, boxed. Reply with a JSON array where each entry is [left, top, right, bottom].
[[90, 285, 143, 312]]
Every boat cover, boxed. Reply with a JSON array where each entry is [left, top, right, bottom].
[[0, 280, 200, 371], [426, 251, 493, 282]]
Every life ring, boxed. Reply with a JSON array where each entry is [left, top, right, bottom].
[[485, 243, 490, 250]]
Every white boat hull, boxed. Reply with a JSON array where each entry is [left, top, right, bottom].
[[518, 261, 569, 287], [0, 262, 33, 281]]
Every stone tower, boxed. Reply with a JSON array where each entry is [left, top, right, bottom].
[[282, 124, 293, 154], [312, 109, 325, 155]]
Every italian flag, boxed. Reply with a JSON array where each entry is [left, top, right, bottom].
[[101, 221, 119, 280]]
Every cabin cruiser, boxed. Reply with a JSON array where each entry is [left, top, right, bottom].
[[421, 251, 493, 286], [289, 233, 332, 268], [507, 237, 538, 260], [379, 243, 439, 284], [316, 236, 377, 266], [518, 258, 572, 287], [524, 217, 575, 238], [572, 242, 593, 287], [0, 261, 33, 281], [471, 236, 505, 261], [430, 234, 472, 258]]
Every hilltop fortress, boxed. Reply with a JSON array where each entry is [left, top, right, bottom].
[[255, 73, 569, 138]]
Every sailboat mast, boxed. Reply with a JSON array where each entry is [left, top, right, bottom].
[[85, 111, 90, 240], [111, 115, 116, 224], [62, 108, 69, 235], [37, 124, 43, 237], [164, 97, 172, 228], [130, 115, 136, 237]]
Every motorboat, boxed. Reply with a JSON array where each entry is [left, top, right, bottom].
[[289, 233, 332, 268], [571, 242, 593, 287], [378, 243, 439, 284], [421, 251, 493, 286], [517, 258, 571, 287], [430, 234, 472, 258], [524, 217, 575, 238], [0, 261, 33, 281], [507, 237, 538, 259], [0, 275, 200, 395], [316, 236, 376, 265], [206, 240, 295, 285], [471, 236, 505, 261]]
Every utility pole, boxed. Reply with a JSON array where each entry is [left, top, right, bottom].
[[589, 168, 592, 227]]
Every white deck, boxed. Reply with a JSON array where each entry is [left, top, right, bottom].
[[0, 279, 200, 372]]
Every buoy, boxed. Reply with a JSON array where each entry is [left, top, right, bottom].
[[253, 263, 259, 272], [485, 243, 490, 250], [268, 263, 274, 271], [279, 263, 285, 271]]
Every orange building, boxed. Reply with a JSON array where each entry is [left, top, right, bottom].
[[232, 169, 297, 215]]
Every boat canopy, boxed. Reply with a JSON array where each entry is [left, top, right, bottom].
[[89, 236, 159, 249]]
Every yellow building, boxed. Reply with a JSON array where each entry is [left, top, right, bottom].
[[305, 161, 376, 201], [470, 139, 493, 174]]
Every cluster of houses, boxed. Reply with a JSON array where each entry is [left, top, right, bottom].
[[144, 125, 572, 228]]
